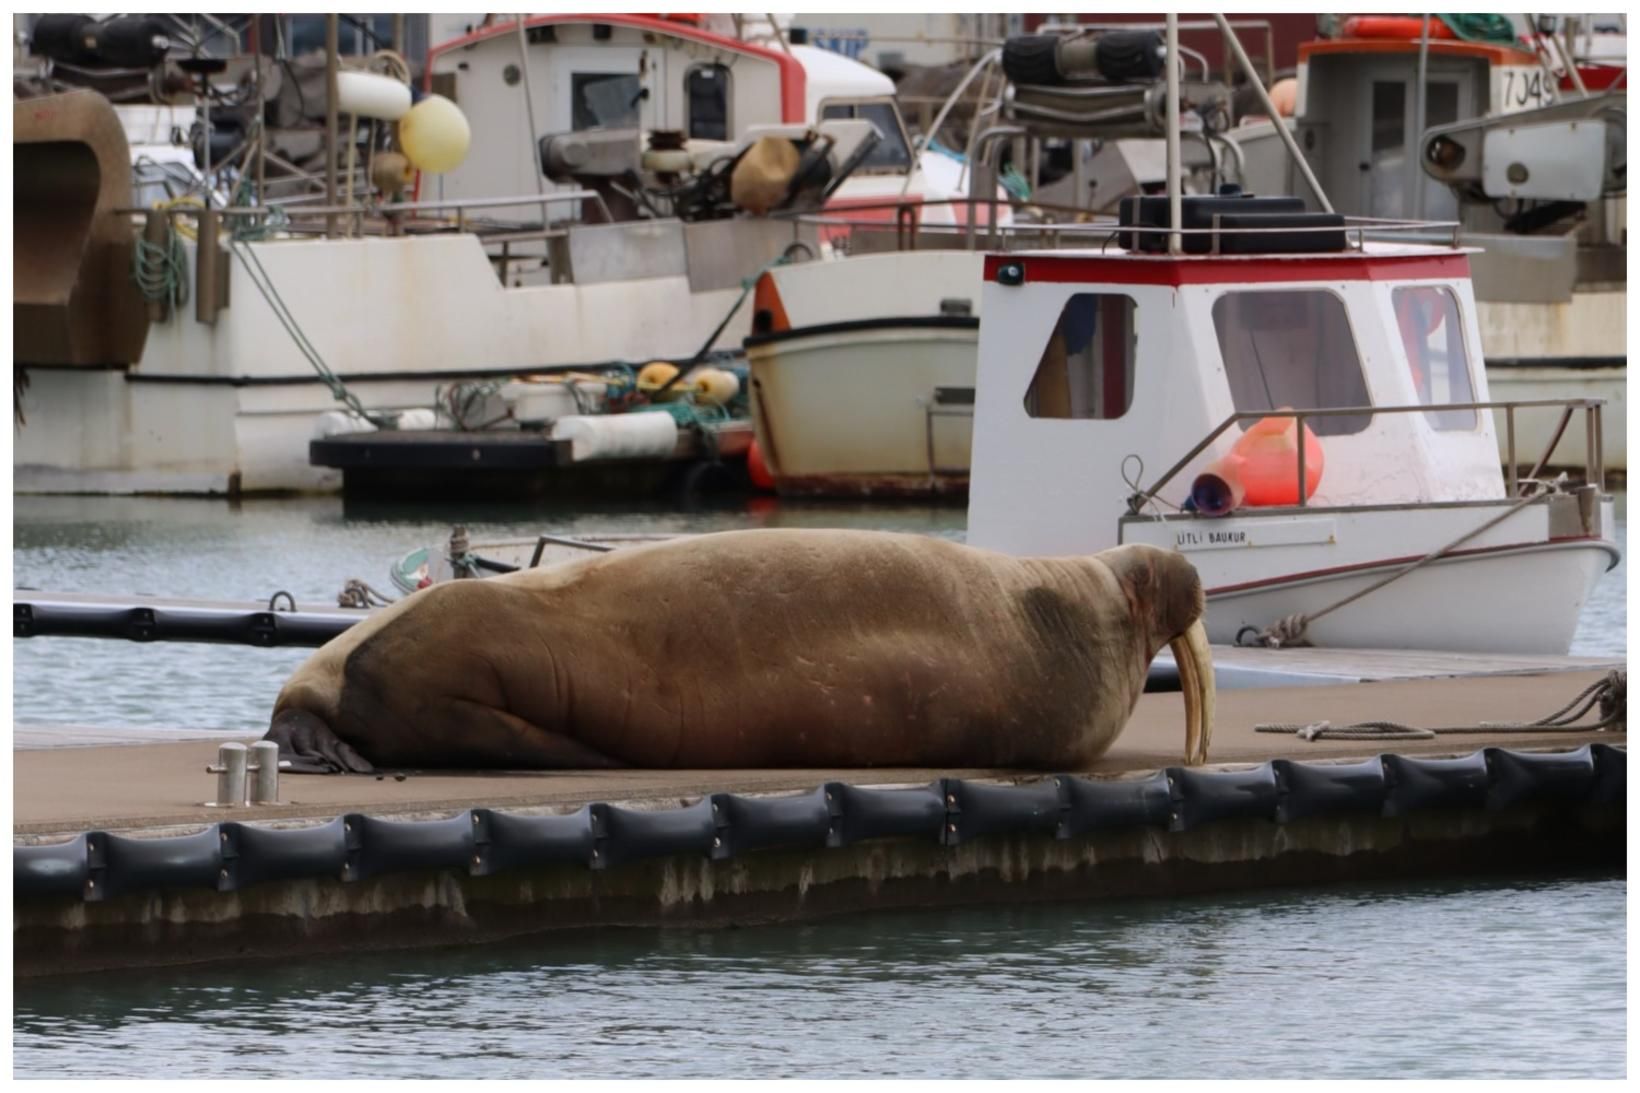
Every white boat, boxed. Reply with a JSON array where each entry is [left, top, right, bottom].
[[12, 13, 1006, 497], [741, 19, 1626, 495], [964, 205, 1616, 656], [744, 249, 982, 496]]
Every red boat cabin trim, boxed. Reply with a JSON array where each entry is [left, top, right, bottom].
[[426, 13, 807, 124], [984, 253, 1473, 286]]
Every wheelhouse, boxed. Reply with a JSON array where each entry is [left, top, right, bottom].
[[968, 239, 1505, 557]]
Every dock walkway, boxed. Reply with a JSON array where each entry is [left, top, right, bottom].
[[15, 669, 1623, 836]]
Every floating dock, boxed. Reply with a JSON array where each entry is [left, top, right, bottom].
[[308, 421, 753, 499], [14, 667, 1624, 978]]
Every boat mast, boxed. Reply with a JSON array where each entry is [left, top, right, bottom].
[[325, 13, 339, 238], [1413, 14, 1431, 218], [1212, 12, 1334, 213], [1165, 12, 1182, 254]]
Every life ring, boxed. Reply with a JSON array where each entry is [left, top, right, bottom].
[[1341, 16, 1456, 41]]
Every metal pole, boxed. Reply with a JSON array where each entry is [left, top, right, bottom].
[[1413, 14, 1431, 219], [249, 740, 281, 804], [324, 14, 339, 238], [208, 743, 248, 807], [1213, 13, 1334, 213], [251, 14, 265, 205], [766, 13, 794, 56], [392, 13, 406, 54], [1072, 138, 1086, 211], [1562, 15, 1589, 95], [1505, 405, 1518, 494], [515, 15, 546, 196], [1295, 413, 1307, 506], [200, 72, 212, 193], [1165, 13, 1182, 255]]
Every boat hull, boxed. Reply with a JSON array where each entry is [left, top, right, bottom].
[[1122, 496, 1620, 656], [746, 317, 978, 498]]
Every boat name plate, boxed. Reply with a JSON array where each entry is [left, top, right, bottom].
[[1172, 518, 1337, 553]]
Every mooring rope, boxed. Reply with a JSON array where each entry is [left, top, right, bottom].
[[228, 238, 398, 428], [336, 578, 397, 609], [131, 227, 190, 311], [1237, 477, 1566, 648], [1255, 670, 1626, 742]]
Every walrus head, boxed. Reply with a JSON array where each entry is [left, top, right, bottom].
[[1099, 544, 1215, 766]]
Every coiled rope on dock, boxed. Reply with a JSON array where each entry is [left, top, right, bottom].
[[131, 226, 190, 311], [336, 578, 397, 609], [1255, 670, 1626, 742]]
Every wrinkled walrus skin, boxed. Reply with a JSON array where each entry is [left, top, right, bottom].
[[265, 530, 1211, 773]]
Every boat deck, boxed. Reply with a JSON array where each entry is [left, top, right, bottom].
[[15, 668, 1622, 838]]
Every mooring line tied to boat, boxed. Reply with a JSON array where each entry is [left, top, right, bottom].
[[14, 745, 1626, 904], [1257, 670, 1626, 742], [1236, 477, 1569, 649]]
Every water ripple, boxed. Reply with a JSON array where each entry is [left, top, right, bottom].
[[13, 875, 1625, 1079]]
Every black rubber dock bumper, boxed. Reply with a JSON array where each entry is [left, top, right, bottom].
[[16, 745, 1622, 910]]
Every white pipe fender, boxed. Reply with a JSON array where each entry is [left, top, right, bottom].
[[550, 412, 679, 462]]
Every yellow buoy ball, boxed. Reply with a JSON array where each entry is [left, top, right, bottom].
[[399, 95, 471, 174], [636, 361, 681, 396], [688, 367, 741, 406]]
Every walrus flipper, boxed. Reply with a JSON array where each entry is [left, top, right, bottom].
[[265, 708, 376, 775]]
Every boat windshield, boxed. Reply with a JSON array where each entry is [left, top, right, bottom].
[[1393, 286, 1477, 431], [1212, 290, 1373, 436], [820, 100, 912, 171]]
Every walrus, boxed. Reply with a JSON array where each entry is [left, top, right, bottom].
[[265, 530, 1214, 773]]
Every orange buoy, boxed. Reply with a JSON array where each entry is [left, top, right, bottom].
[[1341, 15, 1455, 41], [747, 437, 776, 492], [1191, 414, 1324, 514]]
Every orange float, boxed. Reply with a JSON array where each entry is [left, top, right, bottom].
[[747, 437, 777, 492], [1190, 414, 1325, 515], [1341, 15, 1456, 41]]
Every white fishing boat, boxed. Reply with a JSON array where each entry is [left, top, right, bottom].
[[965, 205, 1616, 657], [12, 13, 1004, 496]]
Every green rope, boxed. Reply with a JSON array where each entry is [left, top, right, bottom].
[[1436, 14, 1519, 45], [131, 230, 189, 311], [228, 237, 397, 428]]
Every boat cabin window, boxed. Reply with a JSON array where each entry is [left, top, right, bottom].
[[1212, 290, 1373, 437], [686, 64, 730, 141], [1022, 294, 1136, 420], [572, 73, 643, 130], [1393, 286, 1477, 430], [819, 100, 912, 171]]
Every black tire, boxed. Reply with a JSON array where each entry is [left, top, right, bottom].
[[1094, 30, 1164, 84], [1002, 35, 1064, 87]]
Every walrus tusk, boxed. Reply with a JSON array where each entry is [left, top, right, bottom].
[[1170, 620, 1215, 765]]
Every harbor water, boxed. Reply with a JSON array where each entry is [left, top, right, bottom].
[[11, 493, 1628, 1078], [12, 874, 1625, 1078]]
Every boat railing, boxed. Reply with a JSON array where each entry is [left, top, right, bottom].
[[783, 199, 1464, 254], [1127, 398, 1608, 516], [118, 190, 612, 242]]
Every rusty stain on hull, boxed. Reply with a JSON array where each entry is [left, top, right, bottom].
[[774, 473, 969, 499]]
